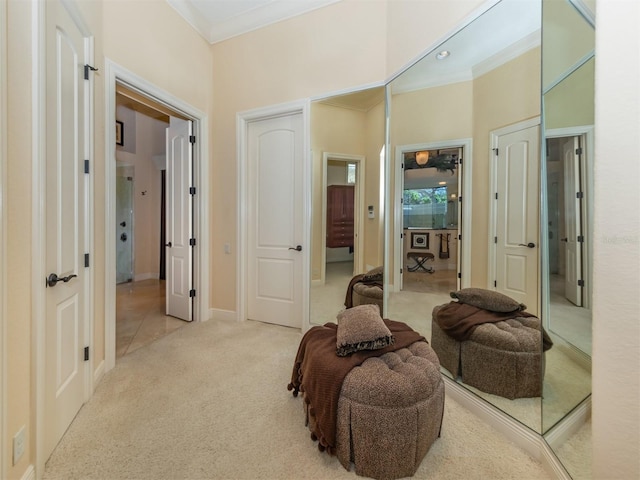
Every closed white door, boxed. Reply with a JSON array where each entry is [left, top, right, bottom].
[[44, 0, 88, 458], [247, 114, 303, 328], [494, 125, 540, 313], [563, 136, 583, 306], [166, 117, 193, 321]]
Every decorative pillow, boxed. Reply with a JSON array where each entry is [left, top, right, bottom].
[[450, 288, 526, 313], [336, 304, 394, 357], [361, 266, 383, 283]]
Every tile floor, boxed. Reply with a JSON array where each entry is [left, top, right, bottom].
[[116, 279, 189, 359]]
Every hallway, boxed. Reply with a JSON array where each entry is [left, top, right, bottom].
[[116, 279, 188, 358]]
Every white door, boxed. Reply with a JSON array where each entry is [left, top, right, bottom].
[[166, 117, 193, 321], [44, 0, 89, 458], [563, 136, 583, 306], [247, 114, 303, 328], [494, 125, 539, 313]]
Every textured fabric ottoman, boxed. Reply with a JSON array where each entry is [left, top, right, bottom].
[[431, 304, 543, 399], [335, 341, 445, 480], [352, 282, 383, 310]]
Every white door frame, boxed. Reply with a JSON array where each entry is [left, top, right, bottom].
[[541, 125, 594, 329], [320, 152, 365, 283], [393, 139, 473, 292], [236, 100, 311, 330], [104, 60, 210, 372], [0, 0, 7, 475], [32, 0, 94, 474], [488, 117, 541, 305]]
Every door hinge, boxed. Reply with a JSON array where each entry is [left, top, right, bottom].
[[494, 236, 498, 244], [84, 346, 89, 361], [494, 280, 497, 288], [400, 268, 403, 274], [575, 147, 583, 155], [189, 289, 196, 298], [189, 238, 196, 246], [458, 272, 462, 279], [576, 191, 584, 199], [401, 163, 404, 170], [189, 186, 196, 195], [578, 279, 585, 287], [400, 232, 403, 239], [189, 135, 196, 144], [84, 253, 90, 268], [577, 235, 584, 243], [458, 234, 462, 241], [84, 159, 90, 174], [458, 196, 462, 203], [83, 64, 98, 80], [495, 192, 499, 200], [493, 148, 499, 156], [459, 157, 463, 165]]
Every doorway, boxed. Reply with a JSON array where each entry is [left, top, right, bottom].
[[105, 61, 210, 372], [114, 91, 190, 358]]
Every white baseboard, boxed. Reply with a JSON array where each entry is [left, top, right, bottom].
[[93, 359, 105, 386], [133, 273, 158, 282], [545, 396, 591, 450], [311, 279, 323, 286], [443, 377, 570, 479], [21, 464, 35, 480], [209, 308, 237, 322]]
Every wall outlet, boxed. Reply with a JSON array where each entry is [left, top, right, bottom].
[[13, 425, 26, 465], [224, 243, 231, 254]]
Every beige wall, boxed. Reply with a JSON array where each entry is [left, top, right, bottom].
[[310, 100, 385, 279], [471, 47, 541, 286], [544, 56, 595, 130]]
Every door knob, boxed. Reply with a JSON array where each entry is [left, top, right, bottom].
[[46, 273, 77, 287], [120, 232, 127, 242], [518, 242, 536, 248], [288, 245, 302, 252], [166, 242, 172, 248], [120, 221, 126, 227], [560, 238, 568, 242]]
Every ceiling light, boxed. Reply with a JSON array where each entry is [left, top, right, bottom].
[[415, 151, 429, 165], [436, 50, 450, 60], [438, 181, 447, 185]]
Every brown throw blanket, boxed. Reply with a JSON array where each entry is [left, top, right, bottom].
[[343, 274, 383, 308], [287, 319, 425, 455], [435, 301, 553, 351]]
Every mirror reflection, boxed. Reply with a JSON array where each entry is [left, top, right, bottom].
[[541, 0, 594, 477], [309, 88, 386, 325], [385, 0, 544, 432]]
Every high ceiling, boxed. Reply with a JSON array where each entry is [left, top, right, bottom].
[[166, 0, 341, 44]]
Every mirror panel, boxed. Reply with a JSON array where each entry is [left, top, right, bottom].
[[541, 0, 594, 477], [309, 88, 386, 325], [385, 0, 544, 432]]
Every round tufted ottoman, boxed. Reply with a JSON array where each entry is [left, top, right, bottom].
[[431, 304, 543, 399], [352, 282, 383, 310], [335, 341, 445, 480]]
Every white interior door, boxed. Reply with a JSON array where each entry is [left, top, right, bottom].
[[44, 0, 88, 458], [494, 124, 540, 313], [563, 136, 583, 306], [166, 117, 193, 321], [247, 114, 303, 328]]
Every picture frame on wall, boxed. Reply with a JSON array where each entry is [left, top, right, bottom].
[[116, 120, 124, 146], [411, 232, 429, 249]]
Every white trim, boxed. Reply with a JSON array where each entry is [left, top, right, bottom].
[[133, 273, 160, 282], [392, 139, 473, 293], [104, 60, 211, 372], [236, 100, 311, 331], [20, 464, 35, 480], [209, 308, 236, 323], [544, 396, 591, 450], [0, 0, 7, 475], [444, 377, 571, 480], [320, 152, 366, 283], [487, 116, 541, 292], [93, 359, 105, 386]]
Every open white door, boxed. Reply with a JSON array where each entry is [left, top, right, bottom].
[[494, 123, 540, 313], [166, 117, 193, 321], [563, 136, 583, 306], [44, 0, 89, 459], [247, 114, 303, 328]]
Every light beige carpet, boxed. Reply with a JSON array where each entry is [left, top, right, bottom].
[[43, 318, 551, 480]]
